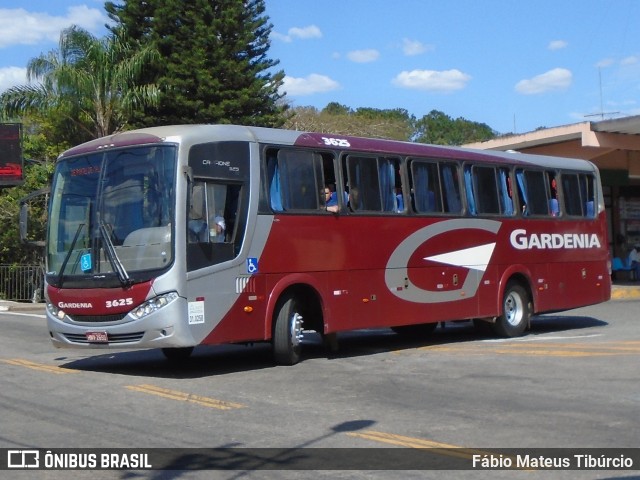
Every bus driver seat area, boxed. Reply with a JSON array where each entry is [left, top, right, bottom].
[[188, 183, 208, 243]]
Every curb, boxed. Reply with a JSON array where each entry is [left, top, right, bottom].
[[611, 285, 640, 301], [0, 301, 46, 313]]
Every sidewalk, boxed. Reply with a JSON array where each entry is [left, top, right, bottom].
[[0, 300, 46, 313], [1, 281, 639, 314]]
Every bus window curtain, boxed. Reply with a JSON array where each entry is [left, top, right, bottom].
[[442, 165, 461, 213], [585, 201, 594, 217], [499, 169, 514, 215], [348, 161, 363, 211], [379, 159, 395, 212], [516, 170, 528, 215], [415, 164, 429, 212], [464, 167, 477, 215], [269, 161, 284, 212]]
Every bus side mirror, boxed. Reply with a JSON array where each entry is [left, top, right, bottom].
[[19, 188, 49, 247]]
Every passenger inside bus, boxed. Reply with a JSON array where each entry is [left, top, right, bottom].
[[325, 184, 340, 212], [211, 215, 226, 242]]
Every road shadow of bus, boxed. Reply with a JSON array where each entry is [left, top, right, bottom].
[[58, 342, 277, 378], [59, 314, 607, 378], [319, 314, 608, 361]]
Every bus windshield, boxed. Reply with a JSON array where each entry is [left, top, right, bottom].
[[46, 145, 177, 287]]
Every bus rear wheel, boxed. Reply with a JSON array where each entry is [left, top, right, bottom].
[[273, 295, 304, 366], [492, 282, 530, 338]]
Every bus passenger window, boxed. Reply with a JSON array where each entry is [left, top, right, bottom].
[[272, 149, 325, 211], [409, 160, 461, 215], [411, 161, 440, 213], [342, 155, 402, 214], [346, 156, 381, 212], [516, 169, 551, 216], [561, 173, 595, 217], [472, 166, 500, 215]]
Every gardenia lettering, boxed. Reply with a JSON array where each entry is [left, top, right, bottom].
[[58, 302, 93, 309], [510, 229, 601, 250]]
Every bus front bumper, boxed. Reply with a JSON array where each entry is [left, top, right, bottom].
[[46, 296, 197, 349]]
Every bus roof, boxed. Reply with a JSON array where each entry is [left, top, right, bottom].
[[59, 124, 597, 173]]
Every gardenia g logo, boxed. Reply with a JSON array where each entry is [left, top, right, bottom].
[[385, 219, 501, 304]]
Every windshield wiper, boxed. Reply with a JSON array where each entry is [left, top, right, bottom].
[[99, 221, 131, 287], [57, 223, 85, 287]]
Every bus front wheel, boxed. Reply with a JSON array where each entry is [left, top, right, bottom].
[[492, 282, 530, 338], [273, 295, 304, 366]]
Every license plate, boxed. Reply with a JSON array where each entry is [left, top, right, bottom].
[[86, 331, 108, 343]]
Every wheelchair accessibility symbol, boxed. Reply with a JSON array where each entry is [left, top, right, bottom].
[[80, 253, 92, 272], [247, 258, 258, 274]]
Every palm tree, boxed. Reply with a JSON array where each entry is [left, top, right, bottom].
[[0, 26, 160, 140]]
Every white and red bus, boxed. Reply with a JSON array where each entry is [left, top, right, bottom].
[[41, 124, 610, 364]]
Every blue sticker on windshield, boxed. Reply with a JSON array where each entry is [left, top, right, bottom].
[[80, 253, 92, 272]]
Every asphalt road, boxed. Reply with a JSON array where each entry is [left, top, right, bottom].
[[0, 299, 639, 480]]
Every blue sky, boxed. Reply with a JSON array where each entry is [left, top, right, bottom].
[[1, 1, 639, 135]]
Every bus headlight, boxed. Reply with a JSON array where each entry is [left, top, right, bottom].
[[131, 292, 179, 320], [47, 303, 66, 320]]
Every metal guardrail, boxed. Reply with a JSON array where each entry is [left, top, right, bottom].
[[0, 264, 44, 303]]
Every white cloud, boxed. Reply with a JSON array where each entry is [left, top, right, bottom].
[[0, 6, 108, 49], [515, 68, 572, 94], [290, 25, 322, 40], [402, 38, 433, 56], [346, 49, 379, 63], [281, 74, 340, 96], [621, 56, 639, 66], [392, 69, 471, 93], [548, 40, 568, 51], [272, 25, 322, 43], [596, 58, 615, 68], [0, 66, 27, 93]]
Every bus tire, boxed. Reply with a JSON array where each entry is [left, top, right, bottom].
[[492, 282, 530, 338], [273, 295, 304, 366], [161, 346, 194, 361]]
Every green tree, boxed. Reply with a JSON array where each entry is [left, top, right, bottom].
[[284, 104, 415, 140], [414, 110, 496, 145], [106, 0, 287, 127], [0, 115, 70, 267], [0, 26, 160, 143]]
